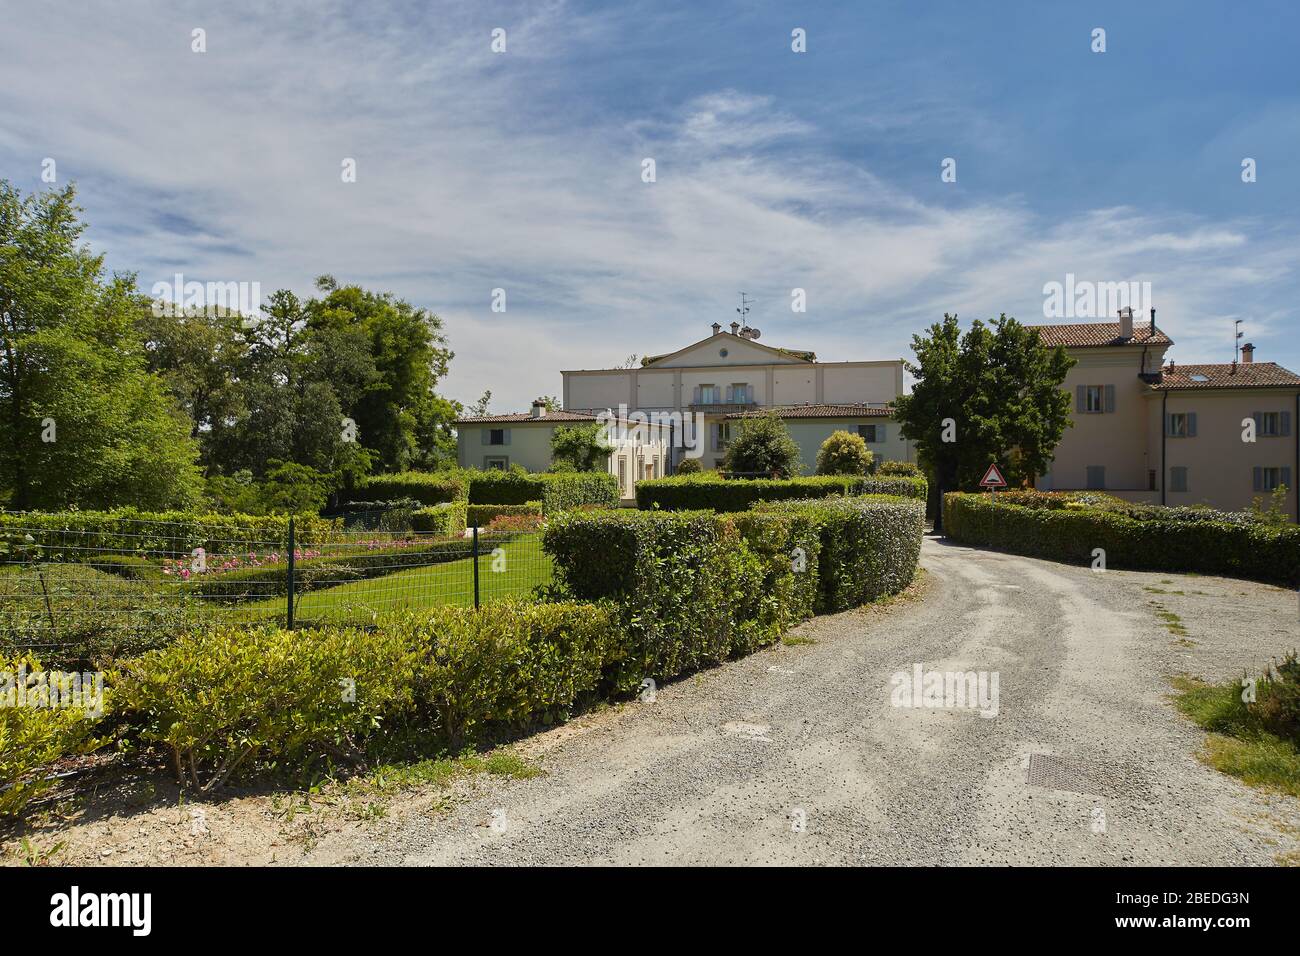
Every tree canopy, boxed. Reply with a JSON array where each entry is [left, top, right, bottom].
[[722, 412, 802, 478], [893, 313, 1074, 493]]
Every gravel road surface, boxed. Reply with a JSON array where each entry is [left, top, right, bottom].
[[311, 536, 1300, 866]]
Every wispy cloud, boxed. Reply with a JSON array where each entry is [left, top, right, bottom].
[[1, 0, 1295, 411]]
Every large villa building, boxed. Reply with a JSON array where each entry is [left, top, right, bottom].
[[456, 311, 1298, 518]]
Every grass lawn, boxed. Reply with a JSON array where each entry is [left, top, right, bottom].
[[248, 532, 553, 623]]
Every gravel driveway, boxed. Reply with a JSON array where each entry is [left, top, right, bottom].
[[311, 536, 1300, 866]]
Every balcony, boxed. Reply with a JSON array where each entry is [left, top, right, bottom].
[[688, 401, 757, 414]]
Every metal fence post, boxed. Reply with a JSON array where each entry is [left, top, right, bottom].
[[471, 525, 480, 610], [286, 516, 296, 629]]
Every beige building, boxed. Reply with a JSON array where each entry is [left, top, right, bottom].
[[562, 322, 911, 472], [454, 401, 670, 503], [1034, 311, 1299, 518]]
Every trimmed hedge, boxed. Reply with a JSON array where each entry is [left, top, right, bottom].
[[466, 501, 542, 527], [353, 472, 466, 506], [466, 470, 619, 513], [756, 496, 926, 612], [0, 509, 340, 558], [634, 473, 928, 511], [943, 493, 1300, 585], [412, 501, 468, 537]]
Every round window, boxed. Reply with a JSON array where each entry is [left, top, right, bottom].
[[719, 348, 728, 357]]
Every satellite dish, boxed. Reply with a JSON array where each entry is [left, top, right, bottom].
[[749, 328, 761, 340]]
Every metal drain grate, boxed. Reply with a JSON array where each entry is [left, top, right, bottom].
[[1026, 753, 1108, 796]]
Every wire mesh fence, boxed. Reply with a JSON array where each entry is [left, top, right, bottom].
[[0, 510, 552, 663]]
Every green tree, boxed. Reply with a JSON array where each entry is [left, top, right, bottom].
[[893, 313, 1075, 498], [550, 423, 615, 472], [722, 412, 801, 477], [0, 182, 203, 510], [815, 430, 874, 475]]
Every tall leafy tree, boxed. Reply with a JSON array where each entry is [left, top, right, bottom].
[[722, 412, 802, 477], [894, 314, 1075, 500], [0, 181, 203, 510]]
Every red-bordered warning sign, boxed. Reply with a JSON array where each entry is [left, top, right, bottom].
[[979, 463, 1007, 488]]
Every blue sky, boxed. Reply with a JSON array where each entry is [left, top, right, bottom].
[[2, 0, 1297, 411]]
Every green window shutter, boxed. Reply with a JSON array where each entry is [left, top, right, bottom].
[[693, 386, 702, 404], [1104, 384, 1116, 413], [877, 424, 886, 442], [1076, 385, 1086, 413], [1187, 412, 1197, 437], [1281, 411, 1292, 436], [1281, 467, 1292, 489], [503, 429, 511, 446], [481, 429, 489, 445]]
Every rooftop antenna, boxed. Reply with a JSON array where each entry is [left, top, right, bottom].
[[1234, 319, 1243, 362], [736, 292, 751, 325]]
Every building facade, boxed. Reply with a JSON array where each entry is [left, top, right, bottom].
[[1034, 311, 1299, 518], [454, 402, 670, 503], [562, 322, 911, 473]]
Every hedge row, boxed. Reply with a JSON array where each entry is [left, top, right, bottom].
[[466, 502, 542, 527], [756, 496, 926, 612], [353, 472, 466, 506], [0, 509, 341, 558], [466, 470, 619, 512], [634, 473, 928, 511], [943, 493, 1300, 585], [411, 502, 468, 537], [543, 496, 922, 689]]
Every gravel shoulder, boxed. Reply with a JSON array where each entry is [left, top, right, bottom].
[[308, 536, 1300, 866]]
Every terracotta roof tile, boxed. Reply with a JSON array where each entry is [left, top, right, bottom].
[[454, 410, 596, 425], [726, 403, 894, 420], [1027, 322, 1172, 348], [1153, 362, 1300, 390]]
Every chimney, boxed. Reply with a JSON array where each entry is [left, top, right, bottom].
[[711, 322, 721, 335], [1241, 343, 1254, 364], [530, 399, 546, 418], [1149, 306, 1156, 335], [1118, 306, 1134, 341], [729, 321, 740, 335]]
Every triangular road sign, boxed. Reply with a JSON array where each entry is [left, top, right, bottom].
[[979, 463, 1007, 488]]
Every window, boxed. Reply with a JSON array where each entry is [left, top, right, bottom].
[[713, 423, 732, 451], [617, 457, 628, 494], [1077, 384, 1114, 414], [698, 384, 720, 405], [489, 428, 506, 445], [1259, 412, 1280, 436], [728, 383, 752, 404], [484, 456, 508, 470], [1166, 413, 1197, 438], [858, 423, 885, 443], [1254, 466, 1293, 492], [1085, 466, 1106, 490], [1170, 466, 1189, 493]]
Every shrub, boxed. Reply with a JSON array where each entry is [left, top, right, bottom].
[[466, 502, 542, 527], [390, 602, 616, 746], [876, 460, 921, 477], [674, 457, 702, 475], [722, 412, 802, 478], [411, 501, 468, 537], [353, 471, 466, 506], [485, 513, 545, 533], [756, 496, 925, 612], [635, 473, 927, 511], [544, 509, 827, 690], [943, 493, 1300, 585], [115, 624, 423, 791], [0, 653, 105, 817], [815, 430, 873, 476], [550, 424, 615, 472], [465, 470, 618, 513], [466, 469, 544, 504]]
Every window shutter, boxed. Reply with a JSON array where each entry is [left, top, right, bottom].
[[1253, 412, 1262, 432], [1253, 467, 1263, 492], [746, 384, 754, 404], [1282, 467, 1293, 490], [693, 386, 701, 404], [1187, 412, 1197, 437], [1281, 411, 1292, 436], [503, 428, 511, 446], [711, 423, 719, 452], [1076, 385, 1085, 413], [1163, 414, 1170, 437], [481, 429, 489, 445], [877, 424, 886, 442], [1104, 384, 1116, 413]]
